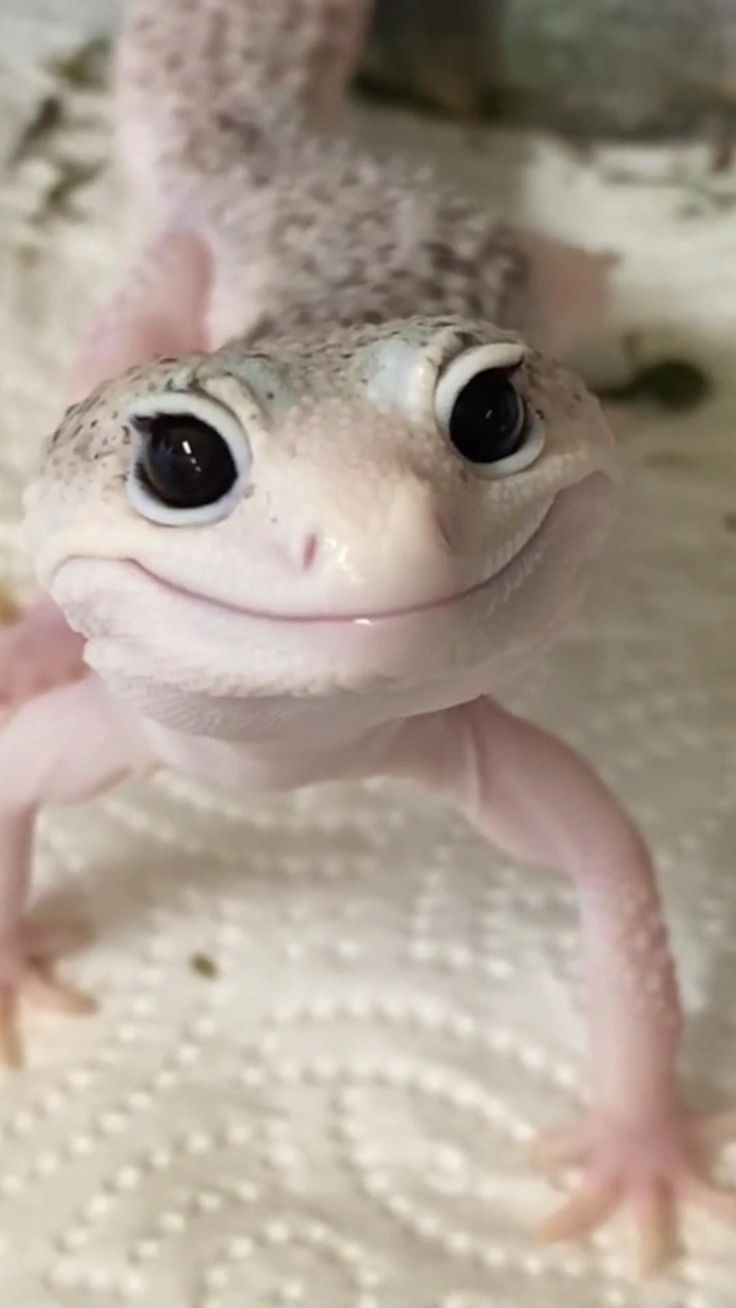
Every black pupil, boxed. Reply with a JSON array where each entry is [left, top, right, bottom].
[[448, 368, 527, 464], [136, 413, 238, 509]]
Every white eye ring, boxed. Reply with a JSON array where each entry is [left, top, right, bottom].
[[434, 342, 545, 478], [125, 391, 252, 526]]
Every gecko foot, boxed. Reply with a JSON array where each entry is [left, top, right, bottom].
[[531, 1108, 736, 1275], [0, 916, 96, 1067], [0, 599, 86, 709]]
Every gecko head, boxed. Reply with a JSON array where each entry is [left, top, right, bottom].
[[24, 317, 618, 740]]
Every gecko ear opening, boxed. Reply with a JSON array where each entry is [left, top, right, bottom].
[[126, 392, 251, 526]]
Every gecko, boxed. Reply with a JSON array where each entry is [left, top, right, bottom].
[[1, 0, 734, 1275]]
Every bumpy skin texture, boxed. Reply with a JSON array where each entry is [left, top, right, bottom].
[[28, 321, 614, 742], [1, 0, 734, 1275]]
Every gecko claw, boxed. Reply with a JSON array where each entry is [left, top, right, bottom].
[[633, 1181, 679, 1277], [528, 1124, 588, 1171], [533, 1109, 736, 1274], [0, 916, 96, 1067], [537, 1179, 621, 1242], [21, 962, 97, 1015], [0, 990, 24, 1068]]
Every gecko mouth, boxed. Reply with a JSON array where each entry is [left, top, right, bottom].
[[54, 494, 565, 627]]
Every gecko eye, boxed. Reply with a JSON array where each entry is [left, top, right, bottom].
[[137, 414, 236, 506], [435, 342, 544, 477], [126, 394, 251, 525]]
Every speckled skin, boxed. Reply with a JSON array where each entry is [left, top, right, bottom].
[[74, 0, 607, 381], [0, 0, 735, 1273], [27, 320, 614, 744], [114, 0, 528, 344]]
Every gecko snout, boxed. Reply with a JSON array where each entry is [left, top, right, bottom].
[[292, 477, 460, 611], [285, 480, 454, 610], [385, 478, 456, 556]]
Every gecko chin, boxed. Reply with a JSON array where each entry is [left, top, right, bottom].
[[48, 474, 613, 742]]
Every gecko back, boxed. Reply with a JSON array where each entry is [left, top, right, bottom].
[[109, 0, 608, 355], [115, 0, 373, 205]]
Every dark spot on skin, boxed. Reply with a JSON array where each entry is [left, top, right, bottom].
[[215, 113, 265, 156], [247, 317, 276, 345], [420, 280, 442, 303], [426, 241, 457, 271], [722, 511, 736, 532], [247, 165, 271, 189]]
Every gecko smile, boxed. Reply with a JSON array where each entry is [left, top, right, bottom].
[[51, 491, 565, 629]]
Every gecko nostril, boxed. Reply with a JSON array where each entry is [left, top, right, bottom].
[[433, 509, 453, 551], [301, 533, 320, 572]]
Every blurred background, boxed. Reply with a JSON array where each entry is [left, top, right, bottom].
[[367, 0, 736, 141]]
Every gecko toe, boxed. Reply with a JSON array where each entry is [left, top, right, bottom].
[[21, 963, 96, 1015], [681, 1174, 736, 1228], [0, 989, 23, 1068], [537, 1179, 622, 1242], [634, 1181, 679, 1277], [529, 1124, 588, 1171]]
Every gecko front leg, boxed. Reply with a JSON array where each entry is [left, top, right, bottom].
[[395, 697, 736, 1273], [0, 674, 154, 1064], [0, 598, 86, 708], [68, 228, 211, 401]]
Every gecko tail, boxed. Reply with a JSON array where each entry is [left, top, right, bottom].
[[114, 0, 374, 208]]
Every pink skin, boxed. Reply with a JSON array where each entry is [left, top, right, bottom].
[[2, 0, 734, 1277], [0, 597, 86, 708], [68, 231, 211, 401], [395, 700, 736, 1269], [1, 668, 734, 1268], [0, 676, 152, 1062]]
